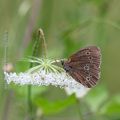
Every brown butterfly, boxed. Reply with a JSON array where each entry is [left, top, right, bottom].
[[61, 46, 101, 88]]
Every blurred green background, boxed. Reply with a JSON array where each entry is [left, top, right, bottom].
[[0, 0, 120, 120]]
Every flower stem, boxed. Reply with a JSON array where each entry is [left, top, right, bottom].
[[27, 60, 34, 119], [27, 29, 42, 119], [27, 28, 47, 119], [28, 85, 32, 119]]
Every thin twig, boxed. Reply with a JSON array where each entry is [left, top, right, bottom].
[[3, 31, 8, 89]]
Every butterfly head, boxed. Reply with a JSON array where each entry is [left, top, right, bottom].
[[61, 60, 72, 72]]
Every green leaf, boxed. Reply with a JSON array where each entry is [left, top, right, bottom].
[[84, 85, 108, 112], [100, 95, 120, 117], [34, 94, 76, 115], [14, 85, 48, 99]]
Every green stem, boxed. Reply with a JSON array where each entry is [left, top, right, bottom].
[[27, 30, 41, 120], [76, 98, 84, 120], [28, 85, 32, 119], [27, 63, 34, 119], [27, 28, 47, 119]]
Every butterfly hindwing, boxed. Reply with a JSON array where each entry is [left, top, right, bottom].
[[63, 46, 101, 88]]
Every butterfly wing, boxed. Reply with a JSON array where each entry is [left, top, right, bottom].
[[64, 46, 101, 88]]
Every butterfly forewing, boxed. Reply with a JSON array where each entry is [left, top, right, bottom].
[[63, 46, 101, 88]]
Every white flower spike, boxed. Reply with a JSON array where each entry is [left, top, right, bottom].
[[4, 58, 89, 97], [4, 70, 85, 89]]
